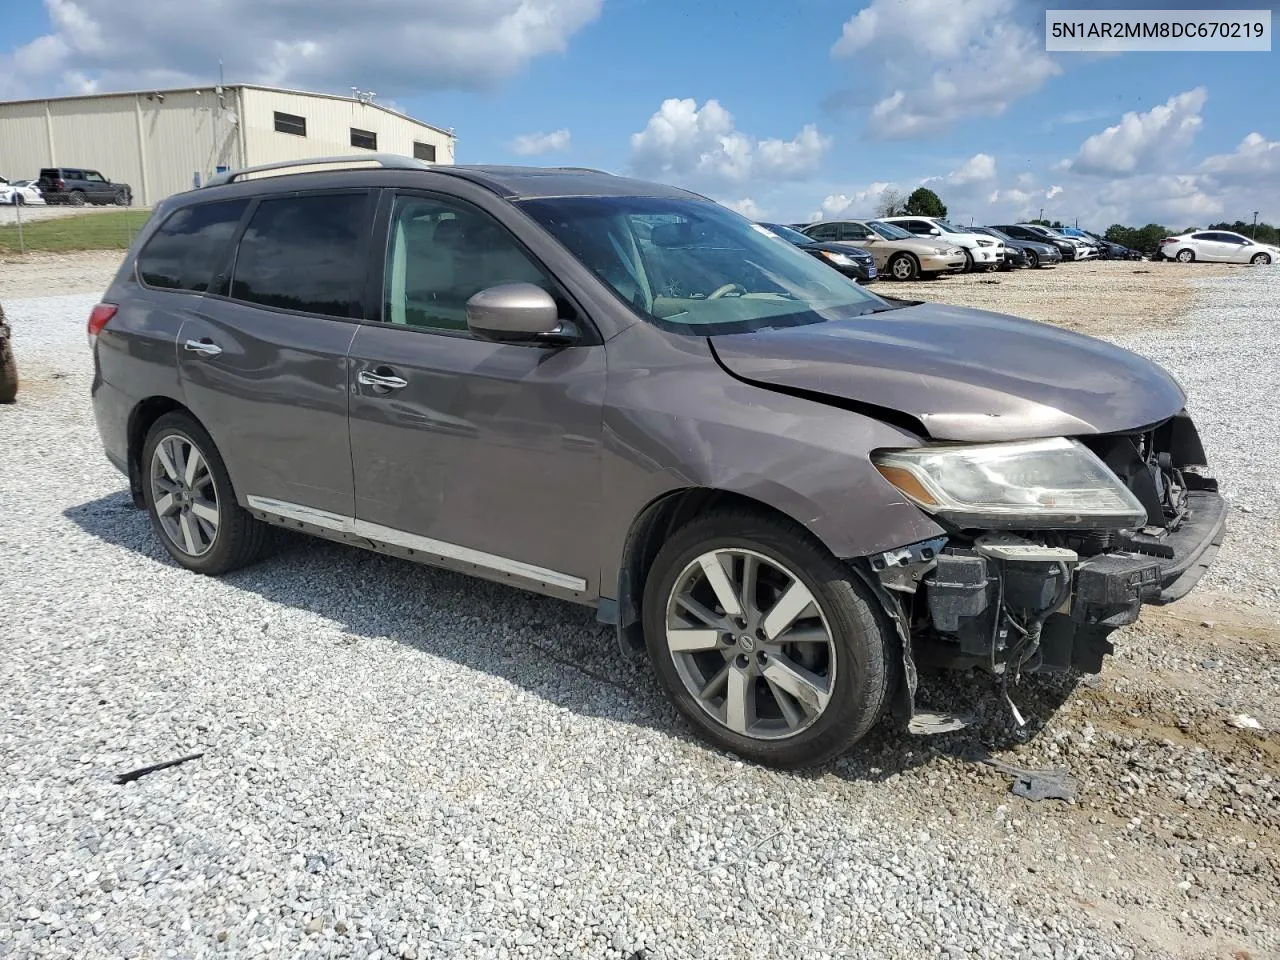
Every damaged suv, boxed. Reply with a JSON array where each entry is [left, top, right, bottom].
[[90, 158, 1225, 768]]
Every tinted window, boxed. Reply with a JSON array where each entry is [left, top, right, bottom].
[[804, 223, 838, 241], [85, 171, 106, 183], [839, 222, 872, 240], [138, 199, 249, 292], [384, 195, 555, 333], [274, 112, 307, 136], [351, 128, 377, 150], [231, 194, 369, 317], [413, 141, 436, 162]]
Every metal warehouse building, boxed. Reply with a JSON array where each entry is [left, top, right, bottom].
[[0, 84, 457, 207]]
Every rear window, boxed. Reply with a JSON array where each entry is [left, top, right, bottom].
[[136, 199, 249, 293], [39, 169, 59, 180], [230, 193, 369, 318]]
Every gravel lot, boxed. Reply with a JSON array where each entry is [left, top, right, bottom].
[[0, 262, 1277, 960]]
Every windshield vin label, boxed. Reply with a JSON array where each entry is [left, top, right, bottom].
[[1046, 10, 1271, 51]]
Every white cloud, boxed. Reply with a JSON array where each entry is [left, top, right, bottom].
[[946, 153, 997, 184], [0, 0, 601, 99], [832, 0, 1059, 139], [1064, 88, 1207, 176], [812, 181, 894, 220], [728, 197, 765, 219], [1045, 185, 1063, 200], [1200, 132, 1280, 185], [510, 129, 572, 156], [629, 98, 830, 190]]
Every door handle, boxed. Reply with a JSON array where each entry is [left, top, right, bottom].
[[184, 338, 223, 357], [357, 370, 408, 391]]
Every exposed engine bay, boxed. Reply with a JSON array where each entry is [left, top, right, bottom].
[[860, 411, 1227, 730]]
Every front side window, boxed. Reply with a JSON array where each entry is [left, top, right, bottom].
[[521, 196, 888, 335], [85, 171, 106, 183], [231, 193, 369, 317], [840, 223, 872, 240], [137, 199, 249, 292], [383, 195, 555, 334]]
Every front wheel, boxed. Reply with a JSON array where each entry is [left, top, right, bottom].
[[142, 412, 269, 575], [888, 252, 919, 281], [114, 191, 130, 206], [961, 248, 975, 273], [1025, 249, 1040, 269], [1251, 252, 1272, 265], [643, 509, 897, 768]]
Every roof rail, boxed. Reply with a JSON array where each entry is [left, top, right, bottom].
[[205, 154, 431, 187]]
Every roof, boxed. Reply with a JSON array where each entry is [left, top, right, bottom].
[[437, 165, 705, 201], [0, 82, 454, 139]]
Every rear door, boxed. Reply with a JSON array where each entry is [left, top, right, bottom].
[[174, 190, 376, 518], [345, 190, 606, 598]]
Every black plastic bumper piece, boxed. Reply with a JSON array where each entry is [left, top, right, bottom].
[[1129, 491, 1227, 604]]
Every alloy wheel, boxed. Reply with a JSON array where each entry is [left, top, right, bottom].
[[1252, 253, 1271, 265], [1177, 249, 1194, 263], [150, 434, 220, 557], [664, 548, 837, 740]]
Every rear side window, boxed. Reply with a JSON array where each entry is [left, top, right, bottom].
[[137, 199, 249, 292], [231, 193, 369, 318]]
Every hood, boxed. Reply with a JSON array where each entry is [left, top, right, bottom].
[[711, 302, 1186, 443]]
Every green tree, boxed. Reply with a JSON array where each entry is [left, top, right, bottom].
[[904, 187, 946, 218]]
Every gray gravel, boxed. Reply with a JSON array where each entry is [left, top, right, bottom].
[[0, 276, 1277, 960]]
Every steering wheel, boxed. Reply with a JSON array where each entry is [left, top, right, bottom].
[[707, 283, 746, 300]]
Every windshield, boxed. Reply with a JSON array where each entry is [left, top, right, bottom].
[[981, 226, 1014, 242], [759, 223, 815, 246], [521, 197, 889, 335], [933, 219, 968, 235], [867, 220, 914, 240]]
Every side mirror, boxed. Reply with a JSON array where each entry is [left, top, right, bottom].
[[466, 283, 576, 346], [928, 227, 941, 236]]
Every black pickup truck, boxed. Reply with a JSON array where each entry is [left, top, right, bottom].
[[36, 168, 133, 206]]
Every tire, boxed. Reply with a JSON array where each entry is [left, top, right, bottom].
[[888, 252, 919, 281], [1251, 252, 1271, 266], [1026, 249, 1040, 269], [961, 248, 974, 273], [1176, 248, 1195, 263], [642, 508, 898, 768], [69, 190, 86, 206], [0, 311, 17, 404], [141, 412, 269, 575], [114, 191, 129, 206]]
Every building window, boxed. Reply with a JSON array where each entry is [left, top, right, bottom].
[[273, 111, 307, 137], [413, 142, 436, 162], [350, 128, 377, 151]]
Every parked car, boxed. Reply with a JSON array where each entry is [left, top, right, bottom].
[[89, 156, 1227, 768], [757, 222, 877, 283], [879, 216, 1003, 272], [36, 167, 133, 206], [1020, 224, 1097, 260], [990, 224, 1078, 261], [974, 226, 1061, 269], [1078, 231, 1140, 260], [1157, 230, 1275, 265], [0, 179, 45, 205], [971, 227, 1027, 269], [800, 218, 966, 280]]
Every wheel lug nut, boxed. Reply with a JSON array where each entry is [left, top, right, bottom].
[[735, 654, 749, 669]]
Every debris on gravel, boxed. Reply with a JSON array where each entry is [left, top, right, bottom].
[[0, 268, 1276, 960]]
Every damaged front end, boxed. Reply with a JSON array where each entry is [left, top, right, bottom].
[[860, 410, 1227, 730]]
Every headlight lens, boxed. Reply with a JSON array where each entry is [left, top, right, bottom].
[[932, 247, 950, 255], [976, 239, 994, 247], [820, 251, 856, 266], [872, 437, 1148, 530]]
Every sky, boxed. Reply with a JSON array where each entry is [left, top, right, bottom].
[[1, 0, 1277, 228]]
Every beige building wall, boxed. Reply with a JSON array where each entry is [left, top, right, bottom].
[[0, 85, 455, 207]]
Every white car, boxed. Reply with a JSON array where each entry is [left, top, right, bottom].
[[0, 179, 46, 205], [1158, 230, 1274, 265], [881, 215, 1003, 271]]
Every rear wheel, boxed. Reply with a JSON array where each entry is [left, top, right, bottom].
[[1176, 248, 1195, 263], [643, 509, 897, 768], [1251, 252, 1272, 266], [888, 252, 919, 281], [142, 412, 269, 575], [69, 190, 86, 206]]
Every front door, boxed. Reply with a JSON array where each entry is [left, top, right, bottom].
[[346, 192, 606, 598], [176, 190, 376, 518]]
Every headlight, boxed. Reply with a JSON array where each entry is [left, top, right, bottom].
[[871, 437, 1147, 530], [932, 247, 950, 255], [819, 251, 856, 266], [976, 239, 994, 247]]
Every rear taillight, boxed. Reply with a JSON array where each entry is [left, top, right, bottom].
[[55, 179, 66, 189], [87, 303, 117, 349], [1159, 237, 1176, 245]]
